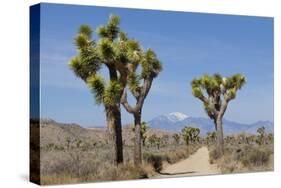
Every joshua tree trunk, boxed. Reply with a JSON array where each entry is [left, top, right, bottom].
[[106, 106, 123, 164], [215, 116, 224, 156], [134, 112, 142, 166], [121, 78, 154, 166]]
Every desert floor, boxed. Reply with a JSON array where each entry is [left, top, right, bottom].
[[155, 146, 219, 178]]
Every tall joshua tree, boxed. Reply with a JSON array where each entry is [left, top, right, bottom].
[[191, 74, 246, 156], [69, 15, 143, 164], [121, 49, 162, 166]]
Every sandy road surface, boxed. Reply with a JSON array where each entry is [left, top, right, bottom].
[[156, 147, 220, 178]]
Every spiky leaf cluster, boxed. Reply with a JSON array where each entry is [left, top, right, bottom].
[[87, 75, 121, 106], [69, 14, 159, 107], [191, 73, 246, 119], [132, 121, 148, 139], [181, 126, 200, 145], [141, 49, 162, 79]]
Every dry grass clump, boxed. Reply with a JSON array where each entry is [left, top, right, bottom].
[[41, 161, 154, 185], [40, 146, 158, 185], [143, 144, 201, 172], [209, 143, 273, 173]]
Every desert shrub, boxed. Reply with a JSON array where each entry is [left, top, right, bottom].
[[143, 144, 201, 172], [209, 142, 273, 173], [143, 153, 166, 172], [241, 147, 270, 167], [166, 150, 187, 163], [209, 146, 221, 164], [166, 145, 200, 163]]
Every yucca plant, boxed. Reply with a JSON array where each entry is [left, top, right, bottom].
[[69, 15, 144, 164], [181, 127, 200, 145], [120, 42, 162, 166], [132, 121, 148, 147], [191, 73, 246, 156]]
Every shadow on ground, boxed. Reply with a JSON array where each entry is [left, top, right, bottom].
[[158, 171, 196, 175]]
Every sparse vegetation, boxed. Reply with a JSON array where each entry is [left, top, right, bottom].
[[39, 120, 203, 184], [181, 126, 200, 146], [208, 127, 273, 173], [172, 133, 180, 145]]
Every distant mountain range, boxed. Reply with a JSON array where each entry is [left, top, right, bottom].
[[148, 112, 273, 136]]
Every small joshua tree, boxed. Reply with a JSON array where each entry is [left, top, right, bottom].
[[65, 137, 71, 150], [132, 121, 148, 147], [191, 74, 246, 156], [161, 135, 170, 146], [148, 134, 161, 149], [172, 133, 180, 145], [181, 127, 200, 146], [267, 133, 273, 144], [256, 126, 266, 145], [206, 131, 217, 145], [190, 128, 200, 143], [182, 127, 190, 146]]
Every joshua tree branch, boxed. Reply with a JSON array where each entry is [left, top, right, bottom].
[[135, 78, 153, 112], [120, 89, 136, 113]]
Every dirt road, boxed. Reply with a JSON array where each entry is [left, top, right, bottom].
[[156, 146, 220, 178]]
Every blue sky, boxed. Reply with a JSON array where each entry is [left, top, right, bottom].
[[39, 3, 273, 127]]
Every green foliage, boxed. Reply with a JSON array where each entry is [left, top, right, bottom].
[[181, 126, 200, 146], [223, 73, 246, 90], [96, 15, 120, 40], [267, 133, 273, 144], [191, 73, 246, 120], [141, 49, 162, 79], [132, 121, 148, 140], [206, 131, 217, 144], [87, 74, 122, 106], [127, 72, 140, 92], [97, 38, 114, 61], [191, 73, 246, 102], [75, 34, 89, 49], [148, 134, 161, 149], [103, 80, 122, 106], [79, 25, 92, 37], [75, 139, 83, 148], [256, 126, 266, 145], [87, 74, 105, 105], [172, 133, 180, 145]]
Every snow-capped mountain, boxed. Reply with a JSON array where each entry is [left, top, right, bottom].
[[167, 112, 189, 122], [148, 112, 273, 136]]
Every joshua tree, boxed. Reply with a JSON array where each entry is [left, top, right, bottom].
[[181, 127, 190, 146], [132, 121, 148, 147], [190, 128, 200, 143], [65, 137, 71, 150], [256, 126, 266, 145], [191, 74, 246, 156], [75, 139, 82, 148], [121, 49, 162, 166], [69, 15, 144, 164], [206, 131, 217, 145], [181, 127, 200, 146], [267, 133, 273, 144], [148, 134, 161, 149], [161, 135, 170, 146], [172, 133, 180, 145]]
